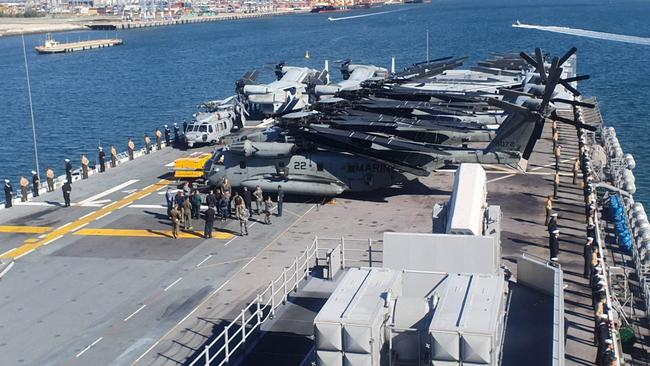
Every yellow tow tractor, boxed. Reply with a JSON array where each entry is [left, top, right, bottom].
[[172, 151, 214, 180]]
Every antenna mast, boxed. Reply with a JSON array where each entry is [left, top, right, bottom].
[[22, 34, 40, 178]]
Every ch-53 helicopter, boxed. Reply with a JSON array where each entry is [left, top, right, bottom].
[[205, 48, 594, 196]]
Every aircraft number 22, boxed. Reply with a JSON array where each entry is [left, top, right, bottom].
[[293, 162, 307, 170]]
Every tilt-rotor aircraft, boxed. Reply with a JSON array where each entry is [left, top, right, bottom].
[[205, 48, 594, 196]]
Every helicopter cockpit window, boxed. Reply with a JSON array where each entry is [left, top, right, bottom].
[[199, 125, 208, 132], [208, 125, 214, 133], [214, 154, 225, 165]]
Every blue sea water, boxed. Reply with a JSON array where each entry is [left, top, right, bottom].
[[1, 0, 649, 202]]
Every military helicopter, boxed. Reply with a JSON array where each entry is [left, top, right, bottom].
[[205, 48, 593, 196]]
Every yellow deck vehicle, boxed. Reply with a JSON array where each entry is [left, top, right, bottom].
[[173, 152, 213, 180]]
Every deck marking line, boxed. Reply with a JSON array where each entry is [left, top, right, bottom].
[[75, 337, 103, 358], [79, 211, 98, 220], [130, 203, 316, 365], [0, 248, 17, 257], [14, 248, 35, 260], [196, 254, 213, 267], [124, 304, 147, 322], [42, 235, 63, 246], [71, 223, 89, 232], [0, 226, 52, 234], [163, 277, 183, 292], [78, 179, 138, 205], [94, 211, 113, 221]]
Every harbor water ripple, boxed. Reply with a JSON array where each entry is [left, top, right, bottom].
[[1, 0, 650, 203]]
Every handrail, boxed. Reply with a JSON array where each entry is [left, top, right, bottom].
[[188, 236, 383, 366]]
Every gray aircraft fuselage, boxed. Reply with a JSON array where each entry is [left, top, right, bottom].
[[207, 148, 409, 196]]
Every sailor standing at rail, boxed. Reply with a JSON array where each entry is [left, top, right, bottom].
[[65, 159, 72, 184], [46, 167, 54, 192], [549, 226, 560, 262], [545, 195, 553, 225], [110, 145, 117, 167], [98, 147, 106, 173], [164, 125, 171, 145], [31, 171, 40, 197], [553, 171, 560, 199], [583, 237, 595, 278], [155, 128, 163, 150], [572, 159, 580, 185], [4, 179, 13, 208], [81, 154, 89, 179], [144, 134, 152, 155], [19, 176, 29, 202], [128, 138, 135, 160], [554, 144, 562, 171]]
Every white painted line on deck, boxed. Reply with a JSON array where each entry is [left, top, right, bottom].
[[75, 337, 103, 358], [42, 235, 63, 246], [71, 223, 89, 232], [79, 211, 98, 220], [0, 248, 17, 257], [37, 234, 46, 239], [130, 204, 165, 209], [14, 248, 35, 260], [163, 277, 183, 292], [195, 255, 213, 268], [124, 304, 147, 322], [132, 340, 160, 365], [94, 211, 113, 221], [78, 180, 139, 205], [56, 222, 73, 231]]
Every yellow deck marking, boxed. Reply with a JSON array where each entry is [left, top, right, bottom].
[[73, 228, 232, 240], [23, 238, 39, 243], [0, 179, 173, 259], [0, 226, 52, 234]]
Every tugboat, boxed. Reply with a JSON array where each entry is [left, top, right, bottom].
[[310, 5, 350, 13]]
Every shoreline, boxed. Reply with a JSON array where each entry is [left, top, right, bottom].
[[0, 10, 306, 38]]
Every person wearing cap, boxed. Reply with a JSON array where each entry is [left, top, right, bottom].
[[549, 225, 560, 262], [155, 128, 163, 150], [553, 171, 560, 199], [144, 134, 152, 154], [173, 123, 180, 143], [110, 145, 117, 167], [31, 170, 40, 197], [46, 167, 54, 192], [4, 179, 13, 208], [572, 159, 580, 185], [545, 195, 553, 225], [19, 176, 29, 202], [164, 125, 171, 145], [81, 154, 89, 179], [554, 144, 561, 171], [62, 180, 72, 207], [65, 158, 73, 184], [128, 138, 135, 160], [98, 147, 106, 173], [584, 237, 594, 278]]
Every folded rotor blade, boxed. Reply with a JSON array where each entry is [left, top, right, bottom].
[[498, 89, 536, 98], [549, 112, 597, 131], [551, 98, 595, 109], [534, 48, 547, 82], [558, 47, 577, 66], [540, 57, 560, 110], [487, 97, 532, 115], [559, 79, 581, 96], [519, 51, 537, 68], [563, 74, 589, 83]]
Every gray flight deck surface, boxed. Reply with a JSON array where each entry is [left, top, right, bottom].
[[1, 116, 649, 366]]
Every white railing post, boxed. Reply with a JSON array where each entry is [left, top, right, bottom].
[[294, 257, 299, 291], [241, 309, 247, 343], [269, 280, 276, 314], [256, 294, 262, 324], [224, 328, 230, 363], [282, 267, 288, 304], [205, 345, 210, 365], [340, 237, 346, 268], [368, 238, 373, 267]]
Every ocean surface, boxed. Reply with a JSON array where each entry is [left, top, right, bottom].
[[1, 0, 650, 202]]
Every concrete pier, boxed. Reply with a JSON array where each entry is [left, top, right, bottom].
[[85, 10, 304, 32]]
